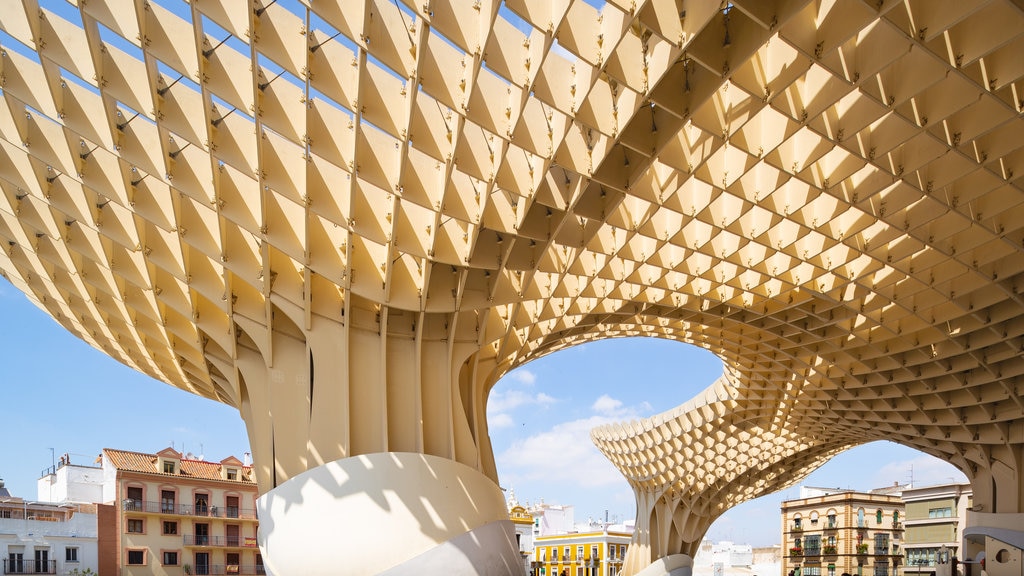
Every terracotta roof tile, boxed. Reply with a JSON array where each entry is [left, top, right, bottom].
[[104, 448, 254, 484]]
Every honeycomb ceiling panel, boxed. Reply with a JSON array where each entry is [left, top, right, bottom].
[[0, 0, 1023, 534]]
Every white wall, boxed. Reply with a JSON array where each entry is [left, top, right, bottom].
[[37, 464, 105, 504], [0, 513, 99, 575]]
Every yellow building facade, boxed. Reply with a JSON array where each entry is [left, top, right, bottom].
[[535, 531, 631, 576], [782, 488, 906, 576], [104, 447, 261, 576]]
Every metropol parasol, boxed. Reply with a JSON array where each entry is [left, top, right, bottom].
[[1, 0, 1024, 574]]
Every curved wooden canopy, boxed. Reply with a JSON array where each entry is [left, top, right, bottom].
[[1, 3, 1023, 560]]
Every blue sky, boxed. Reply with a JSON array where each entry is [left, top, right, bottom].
[[0, 278, 968, 546]]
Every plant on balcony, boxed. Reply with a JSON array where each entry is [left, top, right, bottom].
[[857, 544, 869, 554], [790, 548, 803, 557], [792, 525, 803, 532], [823, 546, 837, 555]]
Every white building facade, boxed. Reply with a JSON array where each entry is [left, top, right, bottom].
[[0, 478, 99, 575]]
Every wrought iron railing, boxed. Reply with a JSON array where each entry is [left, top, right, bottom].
[[183, 534, 259, 548], [190, 564, 266, 575], [122, 499, 256, 519], [3, 559, 57, 574]]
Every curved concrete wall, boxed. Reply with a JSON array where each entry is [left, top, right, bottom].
[[256, 452, 521, 575]]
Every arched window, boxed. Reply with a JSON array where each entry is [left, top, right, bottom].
[[876, 509, 883, 524], [857, 508, 865, 528], [893, 510, 900, 526]]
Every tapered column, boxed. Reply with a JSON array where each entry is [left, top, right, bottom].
[[223, 296, 518, 575]]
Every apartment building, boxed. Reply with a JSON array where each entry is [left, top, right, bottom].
[[534, 530, 631, 576], [781, 486, 907, 576], [902, 483, 972, 575], [100, 447, 261, 576]]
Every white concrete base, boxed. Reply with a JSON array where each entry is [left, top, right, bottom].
[[634, 554, 695, 576], [256, 452, 522, 575]]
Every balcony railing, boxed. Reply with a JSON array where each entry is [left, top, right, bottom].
[[3, 559, 57, 574], [183, 535, 259, 548], [191, 564, 266, 575], [122, 500, 256, 519]]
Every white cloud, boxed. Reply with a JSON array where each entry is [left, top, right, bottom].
[[496, 395, 652, 490], [497, 415, 624, 488], [592, 394, 623, 415], [488, 389, 557, 414], [489, 413, 515, 429], [507, 368, 537, 386]]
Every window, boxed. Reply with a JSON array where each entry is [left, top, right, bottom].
[[65, 547, 78, 562], [162, 551, 178, 566], [858, 508, 865, 527], [928, 507, 952, 518], [576, 546, 583, 559], [876, 510, 883, 524], [195, 493, 210, 516], [126, 486, 143, 510], [7, 552, 23, 573], [609, 544, 616, 559], [591, 546, 598, 560], [0, 509, 10, 518], [163, 521, 178, 535], [256, 554, 265, 575], [874, 534, 890, 555], [827, 513, 837, 528], [805, 567, 821, 576], [226, 496, 240, 518], [127, 550, 145, 565], [127, 519, 144, 533], [163, 461, 176, 474], [34, 550, 49, 573], [227, 468, 238, 480], [810, 511, 819, 524], [564, 546, 570, 561], [873, 564, 889, 576], [828, 565, 836, 576], [161, 490, 176, 513], [908, 548, 939, 567], [805, 535, 821, 556], [794, 515, 802, 529]]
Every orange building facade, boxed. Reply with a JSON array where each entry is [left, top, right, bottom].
[[102, 447, 262, 576]]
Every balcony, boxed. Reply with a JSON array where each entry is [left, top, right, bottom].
[[190, 564, 266, 575], [183, 535, 259, 548], [122, 500, 257, 519], [3, 560, 56, 574], [790, 548, 803, 557], [804, 548, 821, 557], [823, 546, 838, 556]]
